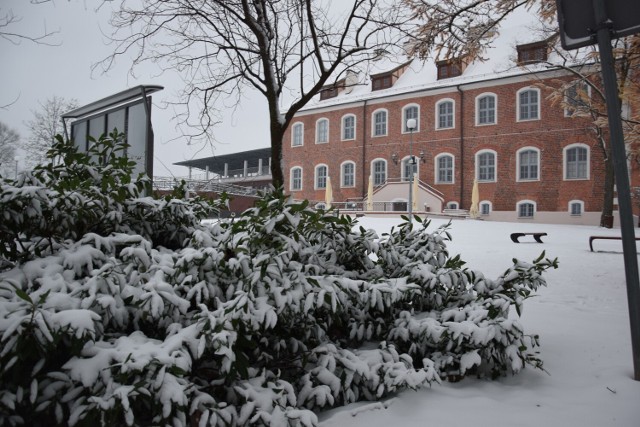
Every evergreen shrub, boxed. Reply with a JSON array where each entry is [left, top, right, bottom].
[[0, 132, 557, 426]]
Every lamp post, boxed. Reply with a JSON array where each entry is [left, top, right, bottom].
[[14, 156, 19, 180], [406, 118, 417, 215]]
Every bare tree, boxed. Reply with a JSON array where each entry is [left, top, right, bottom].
[[0, 122, 19, 175], [100, 0, 411, 186], [402, 0, 640, 228], [0, 3, 60, 46], [1, 2, 60, 108], [23, 96, 78, 166]]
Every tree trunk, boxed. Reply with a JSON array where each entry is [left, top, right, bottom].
[[269, 122, 285, 189], [601, 154, 615, 228]]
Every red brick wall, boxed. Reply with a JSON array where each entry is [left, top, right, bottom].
[[283, 74, 614, 215]]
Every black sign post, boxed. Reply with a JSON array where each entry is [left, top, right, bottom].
[[556, 0, 640, 381]]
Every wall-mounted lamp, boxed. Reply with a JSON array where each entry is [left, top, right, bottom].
[[419, 150, 426, 163], [391, 152, 399, 164]]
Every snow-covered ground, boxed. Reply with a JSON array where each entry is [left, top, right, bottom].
[[320, 217, 640, 427]]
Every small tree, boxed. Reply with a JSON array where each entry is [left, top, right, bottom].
[[101, 0, 412, 186], [23, 96, 77, 166]]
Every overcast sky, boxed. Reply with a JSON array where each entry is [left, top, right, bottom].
[[0, 0, 270, 177]]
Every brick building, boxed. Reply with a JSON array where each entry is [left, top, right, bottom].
[[281, 12, 638, 225]]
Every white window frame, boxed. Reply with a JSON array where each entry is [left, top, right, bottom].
[[291, 122, 304, 147], [480, 200, 492, 216], [372, 109, 388, 137], [564, 81, 591, 117], [341, 114, 356, 141], [446, 201, 459, 210], [402, 103, 421, 133], [517, 87, 541, 122], [476, 92, 497, 126], [315, 118, 329, 144], [371, 158, 387, 186], [517, 200, 536, 218], [563, 143, 590, 180], [290, 166, 303, 191], [315, 164, 328, 190], [341, 161, 356, 188], [435, 98, 455, 130], [476, 149, 497, 182], [569, 200, 584, 216], [516, 147, 541, 181], [434, 153, 455, 184], [401, 155, 419, 181]]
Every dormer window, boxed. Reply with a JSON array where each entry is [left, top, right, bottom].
[[370, 60, 413, 91], [320, 86, 338, 100], [517, 41, 549, 65], [319, 77, 348, 100], [372, 74, 393, 91], [436, 58, 466, 80]]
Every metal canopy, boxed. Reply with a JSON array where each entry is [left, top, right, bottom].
[[174, 147, 271, 175], [62, 85, 164, 119]]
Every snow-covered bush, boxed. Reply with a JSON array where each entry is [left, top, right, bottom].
[[0, 133, 557, 426]]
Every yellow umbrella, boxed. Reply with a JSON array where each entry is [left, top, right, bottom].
[[469, 179, 479, 218], [325, 176, 333, 209], [412, 174, 419, 212], [366, 175, 374, 211]]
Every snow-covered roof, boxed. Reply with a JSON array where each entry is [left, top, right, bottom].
[[298, 7, 576, 113]]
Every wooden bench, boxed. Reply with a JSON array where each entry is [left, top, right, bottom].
[[510, 232, 547, 243], [589, 235, 640, 252]]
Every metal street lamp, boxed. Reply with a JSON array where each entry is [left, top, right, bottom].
[[406, 118, 417, 216], [14, 156, 19, 180]]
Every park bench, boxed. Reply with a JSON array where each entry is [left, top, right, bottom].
[[510, 232, 547, 243], [589, 235, 640, 252]]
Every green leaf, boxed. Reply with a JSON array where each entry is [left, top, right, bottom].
[[15, 288, 32, 304]]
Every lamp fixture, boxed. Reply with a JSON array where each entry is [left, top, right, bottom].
[[391, 152, 399, 164], [419, 150, 426, 163]]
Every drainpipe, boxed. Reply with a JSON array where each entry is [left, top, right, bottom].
[[362, 100, 368, 197], [457, 85, 465, 209]]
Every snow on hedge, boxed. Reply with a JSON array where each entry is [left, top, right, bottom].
[[0, 132, 557, 426]]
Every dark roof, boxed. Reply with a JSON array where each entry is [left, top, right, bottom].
[[174, 147, 271, 175]]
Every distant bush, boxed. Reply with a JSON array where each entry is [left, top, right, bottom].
[[0, 132, 557, 426]]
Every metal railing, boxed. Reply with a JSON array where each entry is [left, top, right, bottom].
[[153, 177, 260, 197]]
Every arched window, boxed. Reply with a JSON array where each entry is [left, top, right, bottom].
[[517, 200, 536, 218], [476, 93, 497, 125], [341, 161, 356, 187], [372, 109, 388, 136], [435, 153, 454, 183], [564, 144, 589, 180], [371, 159, 387, 186], [342, 114, 356, 140], [517, 147, 540, 181], [315, 164, 328, 189], [402, 104, 420, 133], [517, 87, 540, 121], [316, 118, 329, 143], [292, 122, 304, 146], [476, 150, 497, 182], [290, 167, 303, 191], [565, 81, 591, 117], [402, 156, 419, 181], [436, 99, 455, 129]]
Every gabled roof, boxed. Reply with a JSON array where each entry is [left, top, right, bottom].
[[298, 7, 581, 112]]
